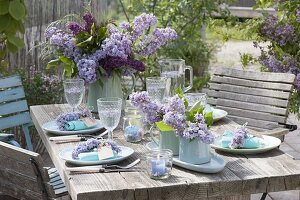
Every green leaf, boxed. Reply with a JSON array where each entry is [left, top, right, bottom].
[[0, 14, 11, 32], [46, 59, 61, 69], [76, 35, 93, 47], [90, 23, 95, 35], [175, 87, 184, 95], [7, 35, 24, 48], [204, 111, 213, 127], [0, 59, 8, 67], [63, 63, 74, 77], [6, 41, 18, 53], [0, 50, 5, 59], [9, 0, 26, 20], [59, 56, 73, 64], [0, 0, 9, 15], [155, 121, 175, 131], [16, 20, 25, 34], [97, 27, 107, 41], [4, 17, 19, 34]]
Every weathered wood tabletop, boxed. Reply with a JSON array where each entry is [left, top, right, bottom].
[[30, 104, 300, 200]]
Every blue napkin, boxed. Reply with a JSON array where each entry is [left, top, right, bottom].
[[78, 151, 117, 161], [221, 130, 262, 149], [64, 120, 95, 131]]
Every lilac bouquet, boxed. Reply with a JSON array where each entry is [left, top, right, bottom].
[[56, 109, 91, 130], [129, 90, 214, 144], [72, 138, 121, 159], [44, 13, 177, 84]]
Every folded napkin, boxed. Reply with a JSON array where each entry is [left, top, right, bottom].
[[78, 151, 117, 161], [221, 130, 263, 149], [64, 120, 95, 131]]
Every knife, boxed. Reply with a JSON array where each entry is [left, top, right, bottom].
[[67, 167, 142, 173]]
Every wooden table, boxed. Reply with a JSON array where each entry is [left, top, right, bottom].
[[30, 104, 300, 200]]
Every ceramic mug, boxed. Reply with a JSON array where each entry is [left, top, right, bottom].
[[149, 126, 179, 156]]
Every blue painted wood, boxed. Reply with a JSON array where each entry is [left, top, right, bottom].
[[0, 100, 29, 116], [22, 124, 33, 151], [0, 87, 25, 103], [0, 76, 22, 89], [0, 112, 31, 130]]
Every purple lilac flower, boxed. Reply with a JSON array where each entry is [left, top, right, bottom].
[[130, 91, 151, 107], [44, 27, 59, 39], [137, 27, 177, 56], [166, 95, 185, 114], [132, 13, 157, 40], [77, 59, 98, 84], [68, 22, 84, 35], [105, 140, 122, 154], [229, 127, 247, 149], [82, 12, 95, 32], [120, 22, 130, 30], [101, 30, 132, 59], [88, 49, 106, 62], [56, 112, 81, 130], [100, 56, 145, 76], [181, 113, 214, 144], [163, 112, 186, 133]]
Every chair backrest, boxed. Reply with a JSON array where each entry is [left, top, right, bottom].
[[0, 141, 55, 200], [203, 68, 296, 131], [0, 75, 31, 130]]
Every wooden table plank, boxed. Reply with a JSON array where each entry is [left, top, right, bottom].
[[30, 104, 300, 200]]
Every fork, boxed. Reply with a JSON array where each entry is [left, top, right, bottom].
[[102, 159, 141, 169]]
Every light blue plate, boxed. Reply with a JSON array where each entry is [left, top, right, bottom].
[[59, 146, 134, 166], [146, 141, 226, 173], [42, 120, 103, 135]]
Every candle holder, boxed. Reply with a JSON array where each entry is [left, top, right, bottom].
[[123, 115, 145, 143], [146, 149, 173, 180]]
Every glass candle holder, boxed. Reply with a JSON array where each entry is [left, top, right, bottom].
[[146, 149, 173, 179], [123, 115, 145, 143]]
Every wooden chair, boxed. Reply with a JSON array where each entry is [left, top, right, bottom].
[[0, 141, 68, 200], [0, 75, 33, 150], [203, 67, 297, 138]]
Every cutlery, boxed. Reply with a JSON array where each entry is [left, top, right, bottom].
[[49, 130, 108, 143], [102, 159, 140, 169], [68, 168, 142, 174]]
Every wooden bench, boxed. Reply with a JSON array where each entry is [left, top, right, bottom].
[[0, 141, 68, 200], [203, 67, 296, 138]]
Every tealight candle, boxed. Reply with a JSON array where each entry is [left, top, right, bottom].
[[146, 149, 173, 179], [151, 155, 166, 177], [123, 116, 144, 143]]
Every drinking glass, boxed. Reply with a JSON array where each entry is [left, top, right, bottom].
[[146, 77, 167, 102], [63, 79, 85, 112], [159, 59, 193, 97], [97, 97, 122, 141], [185, 93, 207, 107]]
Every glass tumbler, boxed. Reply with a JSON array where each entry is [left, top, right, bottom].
[[123, 115, 145, 143], [185, 93, 207, 108], [146, 149, 173, 179]]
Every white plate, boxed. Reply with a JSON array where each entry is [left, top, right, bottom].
[[59, 146, 134, 166], [213, 109, 228, 122], [211, 135, 281, 154], [42, 120, 103, 135], [146, 141, 226, 173]]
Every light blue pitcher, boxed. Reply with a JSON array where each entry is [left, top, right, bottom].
[[150, 126, 179, 156], [179, 137, 211, 164]]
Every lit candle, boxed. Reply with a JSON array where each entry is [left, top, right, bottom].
[[124, 121, 142, 141], [151, 154, 166, 177]]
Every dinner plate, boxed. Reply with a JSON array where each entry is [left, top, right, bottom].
[[211, 135, 281, 154], [42, 120, 103, 135], [212, 108, 228, 122], [59, 146, 134, 166], [146, 141, 226, 173]]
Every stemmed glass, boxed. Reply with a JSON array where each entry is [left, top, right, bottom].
[[63, 79, 85, 112], [146, 77, 167, 103], [97, 97, 122, 141]]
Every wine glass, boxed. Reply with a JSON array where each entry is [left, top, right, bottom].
[[97, 97, 122, 141], [63, 79, 85, 112]]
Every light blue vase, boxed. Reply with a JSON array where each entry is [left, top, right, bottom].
[[179, 137, 211, 164], [150, 127, 179, 156]]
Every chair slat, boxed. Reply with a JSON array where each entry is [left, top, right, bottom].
[[204, 88, 288, 107], [211, 76, 293, 91], [0, 181, 43, 200], [214, 68, 296, 83], [0, 87, 26, 103], [209, 98, 287, 115], [0, 112, 31, 130], [0, 76, 22, 89], [209, 83, 291, 99], [0, 100, 29, 116], [227, 115, 281, 130], [215, 106, 287, 124]]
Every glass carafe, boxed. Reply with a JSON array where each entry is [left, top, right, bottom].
[[159, 59, 193, 97]]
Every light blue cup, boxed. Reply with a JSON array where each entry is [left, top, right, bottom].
[[179, 137, 211, 164], [150, 126, 179, 156]]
